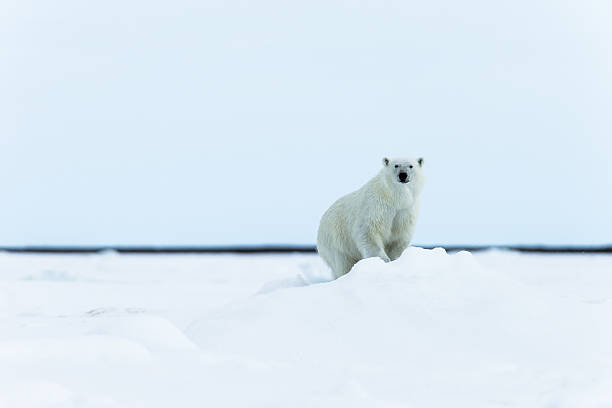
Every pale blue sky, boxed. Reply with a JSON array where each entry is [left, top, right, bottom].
[[2, 0, 611, 246]]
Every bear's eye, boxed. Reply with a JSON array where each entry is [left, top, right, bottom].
[[409, 165, 413, 168], [394, 165, 399, 168]]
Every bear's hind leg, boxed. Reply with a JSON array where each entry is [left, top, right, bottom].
[[332, 253, 357, 279]]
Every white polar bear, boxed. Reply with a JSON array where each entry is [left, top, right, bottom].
[[317, 157, 425, 279]]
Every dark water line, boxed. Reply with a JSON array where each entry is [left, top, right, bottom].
[[1, 245, 612, 254]]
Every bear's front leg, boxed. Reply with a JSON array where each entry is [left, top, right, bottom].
[[386, 236, 412, 261], [358, 234, 391, 263]]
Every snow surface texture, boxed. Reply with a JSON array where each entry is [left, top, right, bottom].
[[1, 248, 611, 408]]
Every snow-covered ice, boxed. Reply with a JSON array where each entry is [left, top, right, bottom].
[[1, 248, 611, 407]]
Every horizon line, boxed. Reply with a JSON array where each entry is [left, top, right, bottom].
[[1, 244, 612, 254]]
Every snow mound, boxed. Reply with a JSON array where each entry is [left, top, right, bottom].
[[2, 250, 610, 407], [187, 247, 610, 407]]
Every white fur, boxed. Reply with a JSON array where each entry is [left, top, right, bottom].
[[317, 157, 425, 279]]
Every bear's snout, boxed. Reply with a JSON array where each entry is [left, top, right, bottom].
[[398, 172, 408, 183]]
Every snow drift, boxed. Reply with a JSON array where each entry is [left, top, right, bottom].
[[187, 247, 612, 407], [1, 248, 611, 407]]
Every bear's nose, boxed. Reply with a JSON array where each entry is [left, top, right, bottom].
[[399, 172, 408, 182]]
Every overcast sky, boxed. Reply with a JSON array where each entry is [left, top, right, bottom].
[[2, 0, 611, 246]]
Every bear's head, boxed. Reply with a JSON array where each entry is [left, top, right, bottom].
[[382, 157, 424, 186]]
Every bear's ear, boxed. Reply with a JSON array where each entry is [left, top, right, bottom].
[[418, 157, 424, 167], [382, 157, 389, 167]]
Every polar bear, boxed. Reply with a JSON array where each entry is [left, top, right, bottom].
[[317, 157, 425, 279]]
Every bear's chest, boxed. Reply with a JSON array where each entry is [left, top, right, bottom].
[[389, 209, 416, 237]]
